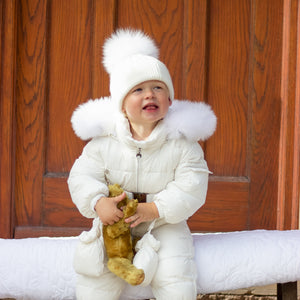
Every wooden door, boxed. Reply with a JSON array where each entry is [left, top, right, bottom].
[[0, 0, 299, 238]]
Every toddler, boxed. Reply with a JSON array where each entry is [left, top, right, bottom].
[[68, 29, 216, 300]]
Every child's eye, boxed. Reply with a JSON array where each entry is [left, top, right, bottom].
[[154, 86, 162, 90], [133, 88, 143, 93]]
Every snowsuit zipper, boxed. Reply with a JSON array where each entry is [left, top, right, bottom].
[[136, 148, 142, 193]]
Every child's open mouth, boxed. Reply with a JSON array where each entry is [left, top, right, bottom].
[[143, 104, 158, 110]]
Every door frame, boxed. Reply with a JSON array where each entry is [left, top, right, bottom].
[[0, 0, 16, 238]]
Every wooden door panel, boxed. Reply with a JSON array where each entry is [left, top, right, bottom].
[[15, 0, 47, 228], [7, 0, 299, 238], [248, 0, 283, 229], [205, 0, 250, 177], [42, 176, 91, 228], [47, 0, 93, 174], [13, 0, 274, 235], [188, 180, 249, 232], [117, 0, 185, 98], [40, 178, 249, 232], [0, 0, 16, 238]]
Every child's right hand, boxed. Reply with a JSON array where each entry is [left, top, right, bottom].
[[95, 192, 126, 225]]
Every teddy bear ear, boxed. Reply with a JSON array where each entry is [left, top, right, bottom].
[[102, 28, 159, 75]]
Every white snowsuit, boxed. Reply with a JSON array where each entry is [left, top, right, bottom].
[[68, 98, 216, 300]]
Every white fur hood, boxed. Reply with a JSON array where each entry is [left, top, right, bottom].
[[71, 97, 217, 142]]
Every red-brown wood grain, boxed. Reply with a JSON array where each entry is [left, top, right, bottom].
[[183, 0, 208, 101], [206, 0, 250, 177], [248, 0, 283, 229], [42, 176, 91, 228], [278, 0, 300, 230], [117, 0, 185, 99], [188, 179, 249, 232], [47, 0, 93, 173], [15, 0, 47, 227], [92, 0, 115, 98], [0, 0, 16, 238], [1, 0, 299, 238]]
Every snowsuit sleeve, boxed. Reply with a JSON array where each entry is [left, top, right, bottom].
[[153, 141, 209, 224], [67, 138, 109, 218]]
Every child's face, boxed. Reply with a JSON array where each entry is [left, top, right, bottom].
[[122, 80, 171, 129]]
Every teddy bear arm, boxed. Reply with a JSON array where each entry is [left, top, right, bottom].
[[105, 220, 129, 238], [123, 199, 138, 218]]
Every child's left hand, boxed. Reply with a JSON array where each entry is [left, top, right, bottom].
[[125, 202, 159, 228]]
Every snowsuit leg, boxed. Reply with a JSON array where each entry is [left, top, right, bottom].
[[151, 222, 197, 300], [76, 267, 126, 300]]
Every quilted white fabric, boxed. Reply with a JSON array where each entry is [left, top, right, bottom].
[[194, 230, 300, 294], [0, 237, 78, 300], [0, 230, 300, 299]]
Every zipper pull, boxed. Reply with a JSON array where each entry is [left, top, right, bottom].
[[136, 148, 142, 158], [136, 148, 142, 193]]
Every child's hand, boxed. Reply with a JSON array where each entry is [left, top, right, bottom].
[[125, 202, 159, 228], [95, 192, 126, 225]]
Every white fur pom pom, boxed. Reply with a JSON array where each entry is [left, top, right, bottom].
[[103, 29, 159, 74]]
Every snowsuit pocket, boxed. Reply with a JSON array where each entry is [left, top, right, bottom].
[[133, 221, 160, 286], [73, 218, 105, 277]]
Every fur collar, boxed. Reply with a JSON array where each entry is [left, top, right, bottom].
[[71, 97, 217, 142]]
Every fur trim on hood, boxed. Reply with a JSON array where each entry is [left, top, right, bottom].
[[71, 98, 217, 142]]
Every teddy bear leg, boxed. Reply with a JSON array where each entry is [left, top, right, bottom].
[[107, 257, 145, 286]]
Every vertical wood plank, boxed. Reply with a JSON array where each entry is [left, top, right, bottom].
[[47, 0, 93, 173], [277, 0, 291, 230], [284, 0, 300, 229], [117, 0, 184, 98], [248, 0, 284, 229], [0, 0, 16, 238], [15, 0, 47, 227], [92, 0, 116, 98], [278, 0, 300, 230], [294, 0, 300, 230], [205, 0, 250, 177], [183, 0, 208, 101]]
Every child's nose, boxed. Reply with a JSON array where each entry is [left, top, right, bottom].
[[145, 88, 154, 98]]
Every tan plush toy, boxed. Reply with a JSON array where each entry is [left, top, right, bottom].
[[103, 184, 145, 285]]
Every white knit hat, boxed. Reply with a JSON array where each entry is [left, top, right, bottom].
[[103, 29, 174, 112]]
